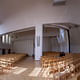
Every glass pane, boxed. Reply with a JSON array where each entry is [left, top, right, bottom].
[[60, 29, 64, 39], [6, 34, 9, 44], [9, 36, 11, 44], [2, 35, 5, 43]]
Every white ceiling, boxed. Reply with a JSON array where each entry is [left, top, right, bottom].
[[0, 0, 29, 23], [0, 0, 68, 24]]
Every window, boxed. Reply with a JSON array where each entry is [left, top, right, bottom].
[[60, 28, 64, 40], [6, 34, 9, 43], [2, 34, 11, 44], [57, 28, 65, 43], [2, 35, 6, 43], [9, 36, 11, 44]]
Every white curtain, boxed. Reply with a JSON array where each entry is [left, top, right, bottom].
[[57, 28, 65, 43], [57, 28, 69, 52]]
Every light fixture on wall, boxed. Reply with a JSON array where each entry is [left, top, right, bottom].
[[37, 36, 40, 47], [53, 0, 66, 5]]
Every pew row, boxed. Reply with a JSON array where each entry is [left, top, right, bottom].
[[40, 53, 80, 80], [0, 53, 28, 73]]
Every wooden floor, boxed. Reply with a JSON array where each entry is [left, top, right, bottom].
[[0, 57, 79, 80]]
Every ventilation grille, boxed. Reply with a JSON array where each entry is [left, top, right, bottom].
[[53, 0, 66, 5]]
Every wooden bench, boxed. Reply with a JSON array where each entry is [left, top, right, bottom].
[[0, 53, 28, 73], [40, 53, 80, 80]]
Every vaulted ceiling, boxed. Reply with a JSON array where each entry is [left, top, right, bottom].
[[0, 0, 30, 23]]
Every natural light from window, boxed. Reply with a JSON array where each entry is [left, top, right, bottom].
[[2, 35, 5, 43], [2, 34, 11, 44], [6, 34, 9, 44]]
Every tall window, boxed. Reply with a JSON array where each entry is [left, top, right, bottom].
[[57, 28, 65, 43], [6, 34, 9, 44], [2, 35, 6, 43], [60, 28, 65, 41], [9, 36, 11, 44], [2, 34, 11, 44]]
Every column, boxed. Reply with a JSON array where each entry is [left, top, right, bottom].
[[35, 25, 43, 60]]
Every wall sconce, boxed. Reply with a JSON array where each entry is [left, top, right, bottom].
[[37, 36, 40, 47]]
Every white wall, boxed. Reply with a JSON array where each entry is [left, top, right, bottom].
[[66, 0, 80, 53], [13, 29, 60, 56], [43, 28, 60, 52], [12, 31, 35, 56], [70, 27, 80, 53], [51, 38, 60, 52], [43, 29, 69, 53], [43, 37, 51, 52], [43, 37, 60, 52], [13, 40, 34, 56], [43, 27, 69, 52]]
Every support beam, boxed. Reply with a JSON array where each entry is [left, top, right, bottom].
[[67, 30, 70, 53], [35, 25, 43, 60]]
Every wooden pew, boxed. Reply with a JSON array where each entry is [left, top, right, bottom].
[[0, 53, 28, 73], [40, 53, 80, 80]]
